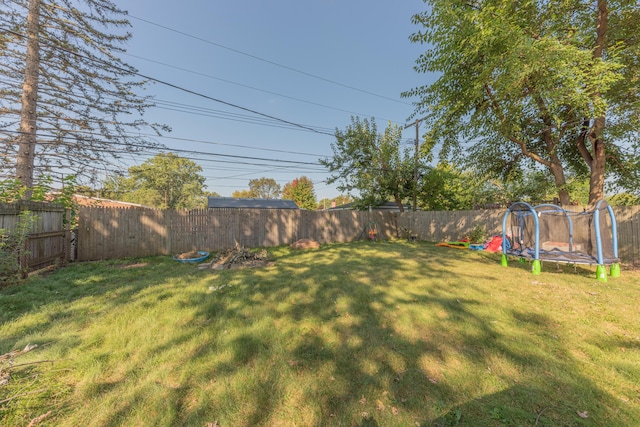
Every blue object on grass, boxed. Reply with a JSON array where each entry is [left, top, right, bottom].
[[173, 251, 210, 263]]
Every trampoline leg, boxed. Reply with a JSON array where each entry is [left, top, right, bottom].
[[596, 265, 607, 282], [501, 254, 508, 267], [532, 260, 541, 275], [609, 263, 621, 278]]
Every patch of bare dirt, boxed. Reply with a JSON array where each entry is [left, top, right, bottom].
[[290, 239, 320, 249], [118, 262, 150, 269], [200, 245, 273, 270]]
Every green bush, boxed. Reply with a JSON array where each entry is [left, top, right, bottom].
[[468, 223, 487, 244], [0, 211, 37, 284]]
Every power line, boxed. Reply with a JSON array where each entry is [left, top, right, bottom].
[[2, 129, 327, 169], [128, 14, 413, 107], [124, 52, 401, 123], [1, 26, 330, 136], [2, 107, 331, 157]]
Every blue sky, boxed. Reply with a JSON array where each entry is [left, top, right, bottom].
[[120, 0, 433, 201]]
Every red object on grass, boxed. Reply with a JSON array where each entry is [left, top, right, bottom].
[[485, 236, 503, 252]]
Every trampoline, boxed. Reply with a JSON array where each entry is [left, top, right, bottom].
[[501, 200, 620, 281]]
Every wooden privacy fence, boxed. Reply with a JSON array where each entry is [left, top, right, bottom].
[[77, 207, 398, 261], [0, 201, 70, 272], [77, 205, 640, 267]]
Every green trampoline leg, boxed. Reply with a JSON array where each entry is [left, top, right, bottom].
[[532, 260, 541, 275], [501, 254, 508, 267], [596, 265, 607, 282], [609, 263, 621, 278]]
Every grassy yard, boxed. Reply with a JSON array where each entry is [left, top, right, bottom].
[[1, 241, 639, 426]]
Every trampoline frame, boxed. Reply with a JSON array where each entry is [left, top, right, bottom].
[[500, 200, 620, 281]]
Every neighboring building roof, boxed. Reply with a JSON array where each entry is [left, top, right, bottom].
[[207, 197, 299, 209], [47, 193, 155, 209]]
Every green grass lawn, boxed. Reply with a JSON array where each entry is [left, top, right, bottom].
[[1, 241, 639, 426]]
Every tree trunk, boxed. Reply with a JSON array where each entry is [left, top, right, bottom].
[[15, 0, 41, 192], [548, 161, 570, 205], [588, 117, 606, 204], [394, 195, 405, 212], [588, 0, 608, 205]]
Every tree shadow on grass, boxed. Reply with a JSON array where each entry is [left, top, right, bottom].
[[1, 241, 638, 426], [0, 257, 208, 352], [156, 242, 636, 425]]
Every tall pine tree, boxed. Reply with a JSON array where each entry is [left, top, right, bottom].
[[0, 0, 166, 190]]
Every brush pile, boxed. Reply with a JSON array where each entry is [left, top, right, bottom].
[[1, 344, 38, 387], [201, 245, 271, 270]]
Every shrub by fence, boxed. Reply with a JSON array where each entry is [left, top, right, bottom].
[[0, 201, 70, 275]]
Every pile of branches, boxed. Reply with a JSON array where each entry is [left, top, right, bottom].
[[0, 344, 38, 388], [0, 344, 55, 425], [203, 245, 271, 270]]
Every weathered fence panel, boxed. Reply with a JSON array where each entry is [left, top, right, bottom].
[[76, 205, 640, 267], [612, 206, 640, 267], [0, 201, 69, 272], [77, 207, 399, 261], [397, 209, 505, 243]]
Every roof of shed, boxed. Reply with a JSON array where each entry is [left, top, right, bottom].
[[207, 197, 299, 209]]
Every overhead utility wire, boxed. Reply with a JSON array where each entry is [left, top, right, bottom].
[[3, 111, 331, 158], [128, 14, 412, 107], [124, 52, 391, 121], [1, 27, 330, 136], [3, 129, 325, 168]]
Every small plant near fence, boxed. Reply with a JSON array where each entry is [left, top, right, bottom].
[[1, 175, 78, 283], [0, 210, 37, 284], [468, 223, 487, 244]]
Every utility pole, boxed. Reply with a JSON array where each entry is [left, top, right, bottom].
[[404, 116, 428, 212]]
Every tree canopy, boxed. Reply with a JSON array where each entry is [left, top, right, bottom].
[[282, 176, 317, 210], [320, 117, 420, 212], [0, 0, 166, 189], [404, 0, 640, 205], [317, 195, 352, 210], [232, 177, 281, 199], [101, 153, 207, 209]]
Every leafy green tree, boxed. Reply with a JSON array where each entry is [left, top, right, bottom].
[[608, 192, 640, 206], [102, 153, 206, 209], [321, 117, 418, 212], [404, 0, 640, 205], [249, 177, 281, 199], [282, 176, 317, 210], [317, 195, 352, 210], [231, 189, 255, 198], [418, 163, 477, 210], [231, 177, 280, 199], [0, 0, 165, 191]]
